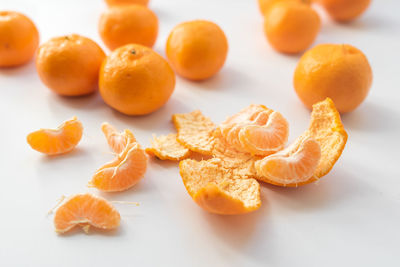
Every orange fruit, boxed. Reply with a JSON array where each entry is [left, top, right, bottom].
[[255, 98, 347, 187], [99, 44, 175, 115], [105, 0, 149, 6], [27, 117, 83, 155], [0, 11, 39, 67], [255, 136, 321, 186], [90, 142, 147, 192], [101, 122, 136, 154], [54, 193, 120, 234], [166, 20, 228, 81], [99, 5, 158, 51], [315, 0, 371, 22], [257, 0, 298, 15], [36, 34, 105, 96], [219, 104, 289, 156], [294, 44, 373, 113], [180, 158, 261, 215], [263, 1, 320, 54]]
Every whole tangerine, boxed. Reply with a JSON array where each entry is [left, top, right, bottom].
[[99, 44, 175, 115], [36, 34, 105, 96], [99, 5, 158, 51], [257, 0, 298, 15], [315, 0, 371, 22], [166, 20, 228, 81], [0, 11, 39, 67], [263, 1, 320, 54], [105, 0, 149, 6], [294, 44, 373, 113]]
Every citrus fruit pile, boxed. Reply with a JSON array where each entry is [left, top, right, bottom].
[[147, 98, 348, 214], [0, 0, 374, 234], [259, 0, 372, 54]]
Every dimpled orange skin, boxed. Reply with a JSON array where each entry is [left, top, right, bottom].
[[263, 1, 320, 54], [0, 11, 39, 67], [294, 44, 373, 113], [36, 34, 105, 96], [105, 0, 149, 6], [99, 44, 176, 115], [99, 5, 158, 51], [316, 0, 371, 22], [166, 20, 228, 81]]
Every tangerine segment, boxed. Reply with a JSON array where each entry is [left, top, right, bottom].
[[239, 111, 289, 156], [54, 193, 120, 234], [304, 97, 348, 178], [172, 110, 216, 155], [101, 122, 136, 154], [255, 136, 321, 186], [145, 133, 190, 161], [90, 142, 147, 192], [27, 117, 83, 155], [180, 158, 261, 215]]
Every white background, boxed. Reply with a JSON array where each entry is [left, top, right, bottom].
[[1, 0, 400, 266]]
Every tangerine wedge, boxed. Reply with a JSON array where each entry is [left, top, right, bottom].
[[255, 98, 347, 186], [180, 158, 261, 215], [101, 122, 136, 154], [90, 142, 147, 192], [27, 117, 83, 155], [255, 136, 321, 186], [54, 193, 120, 234]]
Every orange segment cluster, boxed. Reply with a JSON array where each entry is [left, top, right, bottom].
[[148, 98, 347, 214]]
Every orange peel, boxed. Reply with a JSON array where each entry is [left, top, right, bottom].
[[179, 158, 261, 215], [146, 133, 191, 161]]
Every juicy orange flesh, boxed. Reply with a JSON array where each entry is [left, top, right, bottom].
[[91, 142, 147, 192], [101, 122, 136, 154], [54, 193, 120, 233], [255, 136, 321, 185], [27, 117, 83, 155]]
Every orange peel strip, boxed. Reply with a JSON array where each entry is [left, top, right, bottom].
[[172, 110, 216, 155], [179, 158, 261, 215], [146, 133, 191, 161]]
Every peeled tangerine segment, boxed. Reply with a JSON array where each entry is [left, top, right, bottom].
[[146, 133, 190, 161], [54, 193, 120, 234], [180, 158, 261, 215], [27, 116, 83, 155], [239, 111, 289, 156], [90, 142, 147, 192], [219, 104, 289, 156], [254, 98, 348, 187], [172, 110, 216, 155], [101, 122, 136, 154], [255, 136, 321, 186]]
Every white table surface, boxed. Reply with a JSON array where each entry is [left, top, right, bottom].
[[1, 0, 400, 266]]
